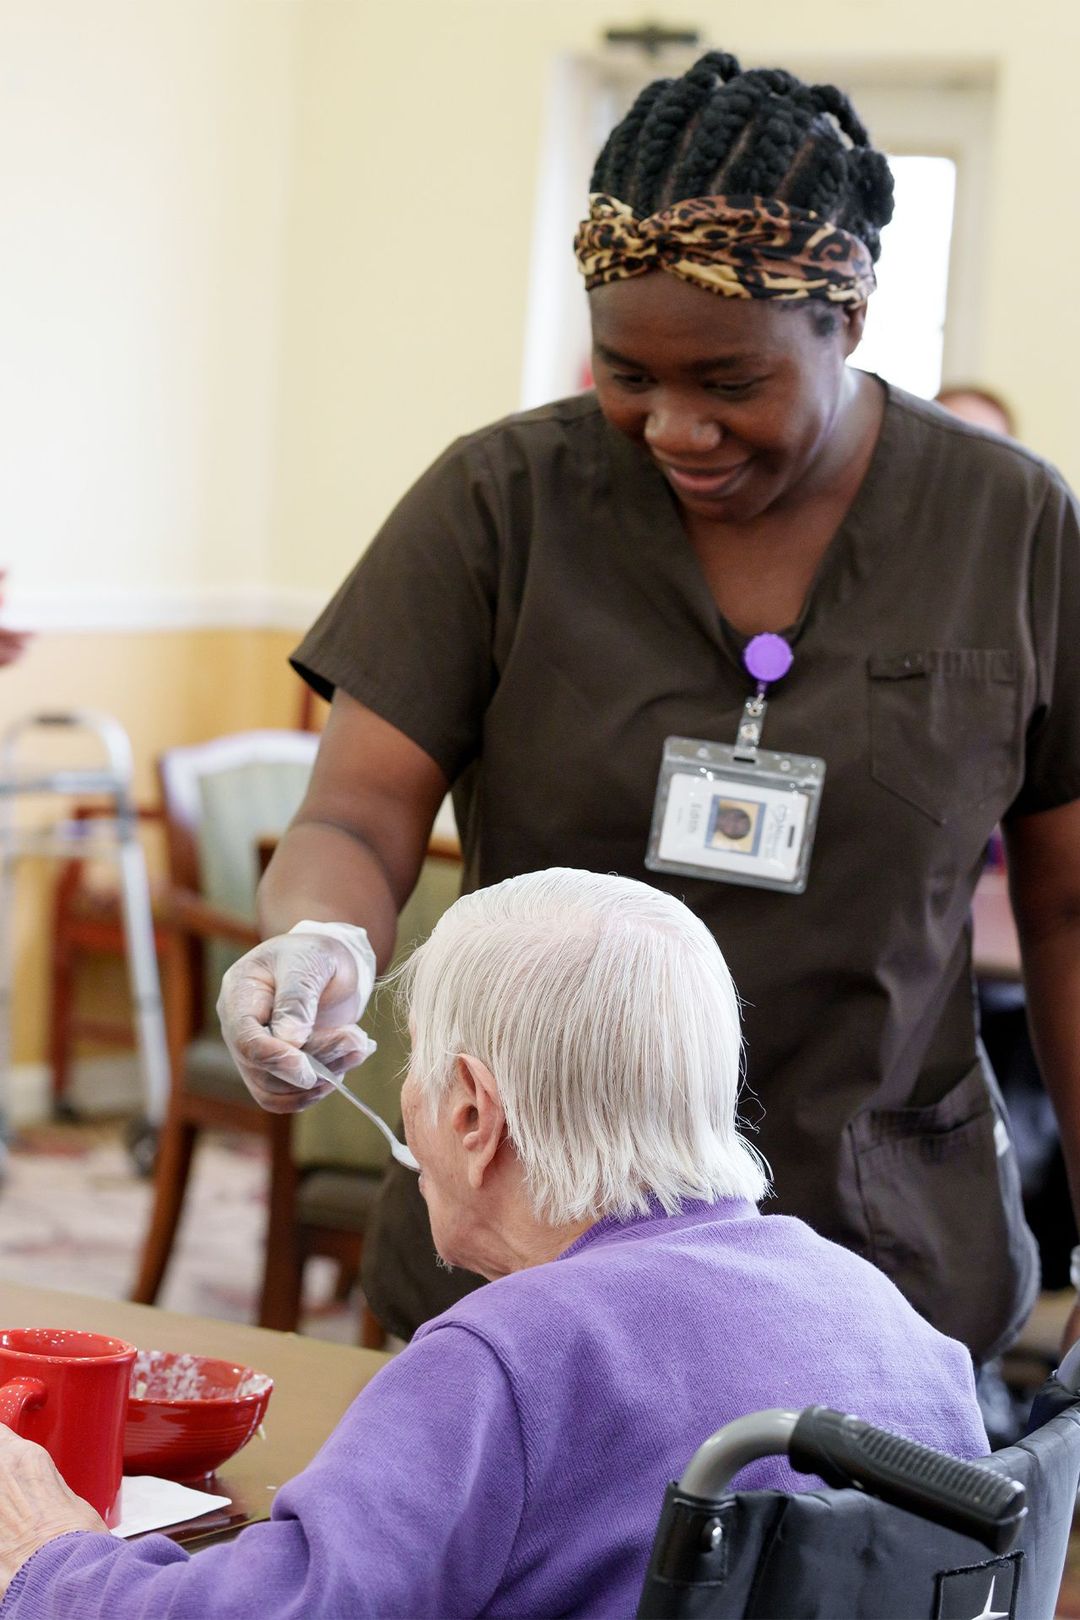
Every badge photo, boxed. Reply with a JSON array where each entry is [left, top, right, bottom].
[[646, 736, 825, 894]]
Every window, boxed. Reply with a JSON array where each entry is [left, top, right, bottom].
[[521, 57, 993, 409], [850, 155, 957, 397]]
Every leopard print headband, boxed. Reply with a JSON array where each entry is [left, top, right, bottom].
[[574, 193, 876, 305]]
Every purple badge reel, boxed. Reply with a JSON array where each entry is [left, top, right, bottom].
[[744, 632, 793, 685], [645, 634, 826, 895]]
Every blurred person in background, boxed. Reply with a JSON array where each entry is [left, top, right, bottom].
[[935, 383, 1016, 438]]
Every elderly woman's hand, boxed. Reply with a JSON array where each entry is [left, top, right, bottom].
[[0, 1426, 106, 1596]]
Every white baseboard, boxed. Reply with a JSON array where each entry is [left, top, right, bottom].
[[3, 586, 330, 634], [8, 1056, 143, 1127]]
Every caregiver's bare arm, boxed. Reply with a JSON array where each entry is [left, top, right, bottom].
[[1003, 796, 1080, 1350], [258, 689, 450, 968], [216, 691, 451, 1111]]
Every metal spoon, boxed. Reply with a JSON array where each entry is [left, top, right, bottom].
[[304, 1053, 420, 1172]]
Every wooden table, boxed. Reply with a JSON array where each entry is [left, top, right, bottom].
[[0, 1283, 391, 1543]]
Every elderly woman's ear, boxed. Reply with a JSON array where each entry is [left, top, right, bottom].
[[452, 1056, 507, 1189]]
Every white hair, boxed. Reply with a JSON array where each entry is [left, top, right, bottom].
[[397, 868, 769, 1226]]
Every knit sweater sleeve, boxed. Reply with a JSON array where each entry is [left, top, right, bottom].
[[0, 1326, 526, 1620]]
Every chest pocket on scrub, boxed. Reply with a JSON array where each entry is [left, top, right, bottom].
[[867, 649, 1018, 826]]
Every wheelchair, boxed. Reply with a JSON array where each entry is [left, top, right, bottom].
[[637, 1342, 1080, 1618]]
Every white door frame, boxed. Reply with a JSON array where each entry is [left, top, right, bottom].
[[520, 52, 994, 407]]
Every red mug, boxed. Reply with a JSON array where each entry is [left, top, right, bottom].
[[0, 1327, 138, 1527]]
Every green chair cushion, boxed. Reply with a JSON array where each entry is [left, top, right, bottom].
[[293, 853, 462, 1172], [196, 757, 315, 1027], [296, 1167, 383, 1234], [184, 1037, 260, 1108]]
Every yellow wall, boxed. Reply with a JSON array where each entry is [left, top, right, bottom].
[[10, 0, 1078, 605], [0, 0, 307, 1065], [4, 0, 1079, 1066], [273, 0, 1080, 592], [9, 0, 1077, 610], [1, 0, 299, 607], [0, 631, 308, 801], [0, 631, 312, 1063]]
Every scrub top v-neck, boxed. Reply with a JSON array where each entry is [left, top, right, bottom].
[[294, 381, 1080, 1357], [607, 376, 887, 666]]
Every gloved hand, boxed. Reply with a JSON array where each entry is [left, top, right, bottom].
[[217, 921, 377, 1113]]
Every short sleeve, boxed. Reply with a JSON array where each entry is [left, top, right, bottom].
[[291, 435, 503, 782], [1009, 475, 1080, 816]]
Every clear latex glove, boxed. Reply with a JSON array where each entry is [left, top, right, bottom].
[[216, 923, 376, 1114]]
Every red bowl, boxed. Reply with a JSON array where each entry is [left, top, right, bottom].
[[124, 1350, 273, 1482]]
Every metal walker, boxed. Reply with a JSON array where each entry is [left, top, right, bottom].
[[0, 711, 169, 1174]]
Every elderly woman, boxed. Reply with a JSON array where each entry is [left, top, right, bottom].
[[2, 872, 984, 1618]]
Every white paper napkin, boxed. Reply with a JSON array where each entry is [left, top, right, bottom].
[[110, 1475, 232, 1538]]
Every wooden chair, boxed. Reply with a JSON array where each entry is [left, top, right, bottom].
[[130, 730, 322, 1323], [47, 684, 323, 1114], [281, 840, 463, 1342], [131, 729, 459, 1348]]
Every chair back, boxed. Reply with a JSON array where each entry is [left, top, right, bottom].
[[158, 730, 319, 1023], [293, 844, 462, 1173], [637, 1389, 1080, 1619]]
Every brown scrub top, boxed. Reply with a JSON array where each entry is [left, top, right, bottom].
[[293, 383, 1080, 1360]]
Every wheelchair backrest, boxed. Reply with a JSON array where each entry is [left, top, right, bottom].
[[637, 1401, 1080, 1619]]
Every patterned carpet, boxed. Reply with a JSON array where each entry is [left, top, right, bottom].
[[0, 1119, 358, 1341]]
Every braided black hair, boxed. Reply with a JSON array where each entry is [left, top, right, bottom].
[[591, 50, 894, 262]]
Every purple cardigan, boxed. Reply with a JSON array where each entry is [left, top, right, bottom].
[[1, 1199, 987, 1618]]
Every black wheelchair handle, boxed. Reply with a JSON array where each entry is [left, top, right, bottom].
[[789, 1405, 1026, 1555]]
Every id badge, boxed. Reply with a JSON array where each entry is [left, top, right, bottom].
[[646, 735, 825, 894]]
